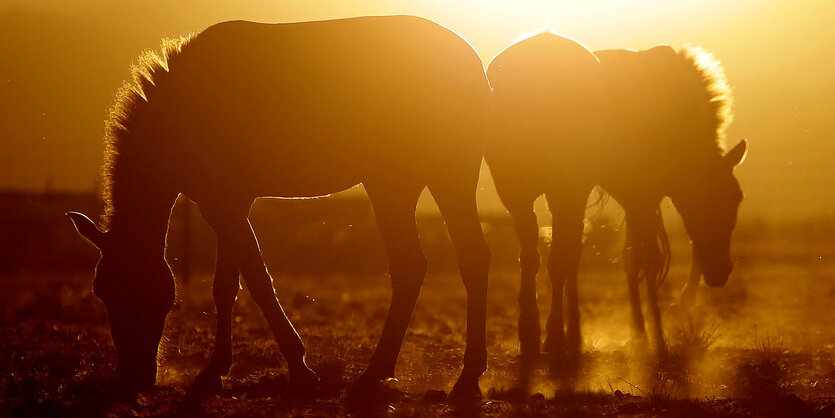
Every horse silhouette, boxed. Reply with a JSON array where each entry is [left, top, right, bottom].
[[486, 33, 746, 357], [67, 16, 491, 398]]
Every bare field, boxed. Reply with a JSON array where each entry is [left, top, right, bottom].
[[2, 230, 835, 417]]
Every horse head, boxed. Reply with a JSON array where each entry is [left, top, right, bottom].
[[67, 212, 174, 392], [671, 139, 747, 287]]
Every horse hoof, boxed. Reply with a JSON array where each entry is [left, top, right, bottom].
[[542, 337, 564, 356], [347, 376, 402, 402], [188, 373, 222, 397], [449, 379, 482, 404], [518, 344, 541, 362], [486, 386, 526, 403]]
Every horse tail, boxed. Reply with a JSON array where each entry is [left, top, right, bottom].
[[101, 35, 194, 228], [654, 207, 671, 289], [628, 207, 671, 289]]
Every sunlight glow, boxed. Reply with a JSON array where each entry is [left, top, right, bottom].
[[439, 0, 738, 41]]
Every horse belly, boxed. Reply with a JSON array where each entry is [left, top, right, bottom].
[[247, 144, 364, 198]]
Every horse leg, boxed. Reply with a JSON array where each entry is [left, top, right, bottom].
[[643, 249, 667, 356], [505, 197, 542, 358], [678, 245, 702, 309], [191, 235, 240, 393], [625, 209, 666, 355], [623, 224, 647, 343], [429, 181, 491, 399], [544, 192, 588, 358], [215, 214, 316, 387], [355, 182, 425, 386]]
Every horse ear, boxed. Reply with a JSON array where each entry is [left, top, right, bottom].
[[67, 212, 107, 249], [724, 139, 748, 167]]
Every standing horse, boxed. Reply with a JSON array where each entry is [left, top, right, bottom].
[[67, 16, 491, 398], [486, 33, 746, 357]]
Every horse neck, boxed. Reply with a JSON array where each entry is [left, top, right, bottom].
[[105, 157, 178, 255], [107, 196, 177, 256], [635, 131, 723, 190], [660, 140, 725, 190], [600, 141, 717, 206], [102, 102, 182, 250]]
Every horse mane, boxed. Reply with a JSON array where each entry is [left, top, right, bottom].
[[677, 45, 733, 151], [654, 207, 671, 288], [100, 35, 194, 229], [658, 46, 730, 286]]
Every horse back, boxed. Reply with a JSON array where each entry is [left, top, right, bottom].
[[488, 33, 599, 100], [485, 33, 603, 188], [145, 16, 489, 198]]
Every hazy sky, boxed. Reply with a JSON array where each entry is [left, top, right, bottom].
[[1, 0, 832, 221]]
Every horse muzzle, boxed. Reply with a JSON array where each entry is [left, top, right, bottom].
[[702, 262, 732, 287]]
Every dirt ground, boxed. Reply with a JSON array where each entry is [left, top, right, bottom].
[[2, 225, 835, 417]]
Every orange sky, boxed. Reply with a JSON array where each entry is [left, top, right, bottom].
[[1, 0, 832, 221]]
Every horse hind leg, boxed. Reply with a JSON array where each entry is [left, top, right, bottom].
[[353, 181, 426, 388], [200, 203, 316, 389], [624, 211, 666, 355], [505, 196, 542, 358], [645, 262, 667, 356], [237, 221, 317, 386], [544, 191, 588, 360], [429, 180, 491, 399]]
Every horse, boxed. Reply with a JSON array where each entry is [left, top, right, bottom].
[[67, 15, 492, 398], [485, 33, 746, 357]]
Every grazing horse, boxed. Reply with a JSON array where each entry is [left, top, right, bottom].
[[67, 16, 491, 397], [486, 33, 746, 357]]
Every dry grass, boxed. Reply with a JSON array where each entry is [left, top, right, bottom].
[[2, 228, 835, 416]]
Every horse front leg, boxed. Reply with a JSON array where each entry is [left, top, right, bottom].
[[191, 237, 240, 394], [678, 245, 702, 309], [430, 182, 491, 400], [507, 199, 542, 358], [544, 191, 588, 359]]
